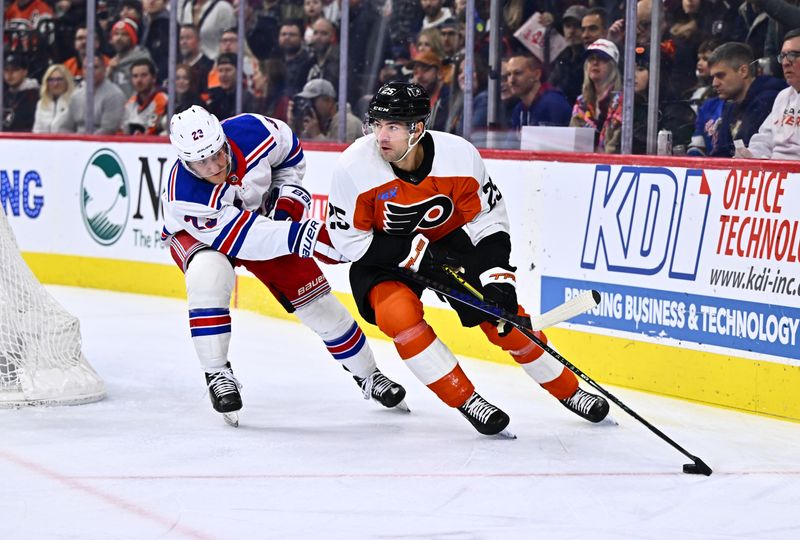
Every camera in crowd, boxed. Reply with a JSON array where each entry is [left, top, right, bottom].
[[292, 97, 315, 121]]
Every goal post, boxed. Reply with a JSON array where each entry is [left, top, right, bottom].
[[0, 209, 105, 407]]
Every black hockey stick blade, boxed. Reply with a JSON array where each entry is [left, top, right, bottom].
[[683, 457, 713, 476], [395, 267, 713, 476]]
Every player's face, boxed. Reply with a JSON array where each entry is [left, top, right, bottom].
[[188, 144, 230, 184], [371, 120, 416, 162]]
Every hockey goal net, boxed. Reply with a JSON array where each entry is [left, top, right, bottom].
[[0, 209, 105, 407]]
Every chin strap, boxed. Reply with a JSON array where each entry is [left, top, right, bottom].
[[390, 125, 426, 163]]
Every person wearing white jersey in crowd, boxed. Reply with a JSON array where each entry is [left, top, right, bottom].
[[325, 82, 609, 437], [161, 105, 406, 426], [737, 29, 800, 160]]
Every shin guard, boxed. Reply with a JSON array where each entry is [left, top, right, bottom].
[[481, 322, 578, 400], [294, 292, 376, 378], [185, 250, 235, 371]]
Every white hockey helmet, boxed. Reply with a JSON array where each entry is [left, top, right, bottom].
[[169, 105, 227, 166]]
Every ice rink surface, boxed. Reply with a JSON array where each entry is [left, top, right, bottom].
[[2, 287, 799, 540]]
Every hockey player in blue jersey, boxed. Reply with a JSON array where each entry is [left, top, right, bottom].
[[161, 105, 407, 426]]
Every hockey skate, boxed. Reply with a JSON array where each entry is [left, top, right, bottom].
[[560, 387, 610, 423], [458, 392, 515, 438], [353, 369, 410, 412], [205, 363, 242, 427]]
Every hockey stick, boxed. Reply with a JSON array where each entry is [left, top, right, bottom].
[[395, 266, 713, 476], [443, 267, 601, 331]]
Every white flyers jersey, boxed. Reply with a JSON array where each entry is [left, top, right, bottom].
[[160, 113, 306, 260], [326, 130, 509, 262]]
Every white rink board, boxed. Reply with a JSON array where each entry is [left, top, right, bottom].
[[3, 137, 799, 366]]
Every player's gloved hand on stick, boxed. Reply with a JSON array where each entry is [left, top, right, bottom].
[[479, 267, 518, 312], [290, 219, 348, 264], [480, 267, 519, 336], [399, 233, 459, 274], [269, 184, 312, 221]]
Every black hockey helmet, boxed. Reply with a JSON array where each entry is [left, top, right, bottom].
[[367, 82, 431, 126]]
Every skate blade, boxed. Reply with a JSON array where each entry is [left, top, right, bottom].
[[222, 412, 239, 427], [392, 399, 411, 413], [598, 413, 619, 427], [493, 428, 517, 439]]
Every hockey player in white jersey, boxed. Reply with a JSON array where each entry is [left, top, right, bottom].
[[325, 82, 609, 436], [161, 105, 406, 426]]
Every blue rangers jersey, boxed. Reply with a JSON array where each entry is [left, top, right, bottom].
[[161, 113, 307, 260]]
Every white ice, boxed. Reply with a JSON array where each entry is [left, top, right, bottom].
[[2, 287, 799, 540]]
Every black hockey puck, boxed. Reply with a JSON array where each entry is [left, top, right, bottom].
[[683, 459, 713, 476]]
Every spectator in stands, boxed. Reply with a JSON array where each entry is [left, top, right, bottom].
[[57, 54, 126, 134], [415, 27, 453, 84], [446, 55, 489, 137], [507, 53, 572, 129], [569, 39, 623, 153], [708, 42, 786, 156], [108, 17, 153, 98], [549, 4, 588, 106], [407, 50, 450, 131], [290, 78, 361, 141], [307, 18, 340, 89], [279, 20, 314, 98], [241, 0, 279, 60], [178, 0, 235, 60], [687, 40, 725, 156], [749, 0, 800, 76], [63, 26, 110, 84], [122, 58, 167, 135], [415, 27, 446, 58], [206, 53, 256, 120], [4, 0, 54, 35], [736, 28, 800, 160], [582, 7, 609, 47], [252, 58, 289, 121], [388, 0, 424, 56], [303, 0, 324, 44], [141, 0, 170, 83], [631, 44, 697, 153], [33, 64, 75, 133], [439, 18, 464, 61], [420, 0, 453, 30], [172, 63, 206, 115], [180, 23, 214, 93], [499, 57, 519, 129], [118, 0, 144, 28], [207, 27, 257, 90], [503, 0, 539, 34], [739, 0, 770, 60], [2, 51, 39, 132], [4, 0, 54, 81]]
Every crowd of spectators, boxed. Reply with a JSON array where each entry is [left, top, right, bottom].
[[2, 0, 798, 159]]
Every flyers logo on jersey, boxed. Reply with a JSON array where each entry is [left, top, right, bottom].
[[383, 195, 453, 235]]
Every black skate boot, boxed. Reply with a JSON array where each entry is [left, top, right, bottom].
[[353, 369, 409, 411], [205, 362, 242, 427], [457, 392, 513, 437], [560, 387, 609, 423]]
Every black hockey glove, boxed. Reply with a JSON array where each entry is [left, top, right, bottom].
[[398, 233, 460, 274], [480, 267, 519, 336]]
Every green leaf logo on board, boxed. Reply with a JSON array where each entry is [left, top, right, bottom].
[[80, 149, 130, 246]]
